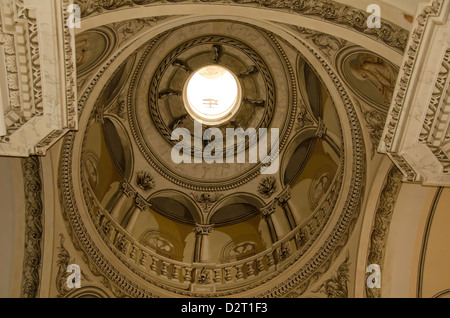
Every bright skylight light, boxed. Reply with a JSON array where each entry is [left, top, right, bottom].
[[184, 65, 241, 124]]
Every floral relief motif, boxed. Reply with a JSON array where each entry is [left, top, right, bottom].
[[21, 156, 43, 298], [192, 192, 222, 212], [197, 267, 211, 285], [366, 167, 403, 298], [257, 176, 277, 198], [136, 171, 155, 191], [296, 104, 314, 131], [312, 253, 350, 298]]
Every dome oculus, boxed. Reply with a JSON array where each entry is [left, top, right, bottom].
[[183, 65, 241, 125]]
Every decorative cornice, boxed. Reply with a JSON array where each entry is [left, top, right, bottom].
[[112, 17, 169, 45], [382, 0, 444, 152], [0, 0, 77, 156], [391, 154, 417, 181], [20, 156, 43, 298], [419, 47, 450, 145]]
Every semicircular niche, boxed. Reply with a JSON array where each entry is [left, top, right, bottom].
[[76, 26, 117, 77], [336, 46, 399, 112]]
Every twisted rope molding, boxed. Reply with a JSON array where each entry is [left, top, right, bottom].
[[146, 35, 276, 152]]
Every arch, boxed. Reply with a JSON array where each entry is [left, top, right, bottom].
[[212, 192, 265, 213], [75, 4, 405, 65], [139, 229, 184, 260], [59, 1, 370, 296], [66, 286, 111, 298], [209, 193, 265, 226], [279, 128, 317, 186], [147, 189, 201, 224], [102, 116, 134, 180]]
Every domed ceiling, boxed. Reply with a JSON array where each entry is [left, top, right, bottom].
[[7, 0, 450, 300], [54, 0, 408, 298]]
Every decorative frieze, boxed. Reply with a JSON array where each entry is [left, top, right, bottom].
[[75, 0, 409, 54], [121, 180, 136, 198]]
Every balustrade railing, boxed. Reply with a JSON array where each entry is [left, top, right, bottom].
[[84, 170, 342, 291]]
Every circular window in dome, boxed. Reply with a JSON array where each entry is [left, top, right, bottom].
[[183, 65, 242, 125]]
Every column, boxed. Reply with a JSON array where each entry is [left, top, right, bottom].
[[125, 196, 149, 233], [261, 202, 284, 243], [105, 187, 123, 211], [110, 181, 135, 219], [277, 186, 302, 227], [194, 224, 214, 263], [110, 192, 127, 219]]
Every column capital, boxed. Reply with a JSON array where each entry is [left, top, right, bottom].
[[276, 186, 292, 205], [195, 224, 214, 235], [260, 201, 276, 218], [134, 195, 149, 211], [121, 180, 136, 198]]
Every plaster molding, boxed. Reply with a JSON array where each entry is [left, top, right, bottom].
[[0, 0, 77, 156], [20, 156, 43, 298], [379, 0, 450, 186], [364, 165, 403, 298], [74, 0, 409, 54]]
